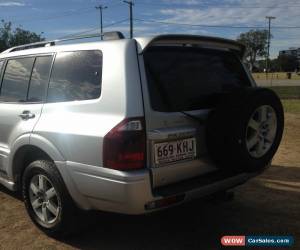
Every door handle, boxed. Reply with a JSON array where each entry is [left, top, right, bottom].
[[19, 110, 35, 120]]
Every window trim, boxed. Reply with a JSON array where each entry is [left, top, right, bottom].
[[0, 53, 54, 104], [45, 52, 57, 104], [25, 57, 37, 102], [28, 55, 55, 104], [46, 49, 103, 104], [0, 60, 8, 96], [0, 60, 5, 81]]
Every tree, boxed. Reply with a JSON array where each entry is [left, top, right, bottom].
[[0, 20, 12, 52], [252, 60, 266, 72], [277, 55, 299, 72], [0, 20, 44, 52], [269, 58, 280, 72], [237, 29, 269, 71]]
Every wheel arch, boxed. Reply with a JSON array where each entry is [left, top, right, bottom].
[[9, 134, 65, 189]]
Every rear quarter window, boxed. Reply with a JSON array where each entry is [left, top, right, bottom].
[[47, 50, 102, 103]]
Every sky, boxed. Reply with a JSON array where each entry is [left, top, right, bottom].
[[0, 0, 300, 58]]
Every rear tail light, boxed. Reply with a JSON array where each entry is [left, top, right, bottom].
[[103, 117, 146, 170]]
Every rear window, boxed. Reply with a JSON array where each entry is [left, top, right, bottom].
[[47, 50, 102, 103], [144, 47, 251, 112]]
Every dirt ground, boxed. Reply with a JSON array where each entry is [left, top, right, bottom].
[[0, 113, 299, 250]]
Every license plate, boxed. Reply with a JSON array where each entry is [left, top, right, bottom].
[[154, 138, 197, 165]]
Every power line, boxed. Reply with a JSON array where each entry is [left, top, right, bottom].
[[104, 18, 129, 28], [58, 27, 100, 40], [4, 2, 300, 28], [7, 1, 122, 25], [58, 18, 129, 39], [11, 7, 95, 24], [134, 2, 300, 9], [135, 18, 300, 29]]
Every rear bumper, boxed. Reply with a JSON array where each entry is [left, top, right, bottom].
[[56, 161, 260, 214]]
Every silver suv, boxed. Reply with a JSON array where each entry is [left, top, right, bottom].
[[0, 33, 284, 236]]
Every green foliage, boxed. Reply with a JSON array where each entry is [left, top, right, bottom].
[[0, 20, 44, 52], [237, 29, 269, 71], [281, 99, 300, 113], [0, 21, 12, 52], [252, 57, 299, 73], [269, 86, 300, 99]]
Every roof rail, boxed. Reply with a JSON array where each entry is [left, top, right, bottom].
[[55, 31, 124, 43], [2, 40, 56, 54], [1, 31, 125, 54], [102, 31, 125, 40]]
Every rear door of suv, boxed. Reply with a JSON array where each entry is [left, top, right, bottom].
[[0, 55, 53, 175], [137, 36, 252, 188]]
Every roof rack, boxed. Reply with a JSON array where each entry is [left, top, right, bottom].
[[1, 31, 125, 54], [3, 41, 56, 53]]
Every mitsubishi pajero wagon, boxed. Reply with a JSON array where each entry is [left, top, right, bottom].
[[0, 32, 284, 235]]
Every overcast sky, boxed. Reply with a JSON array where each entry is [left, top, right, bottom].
[[1, 0, 300, 58]]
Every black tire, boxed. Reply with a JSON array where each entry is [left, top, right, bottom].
[[206, 87, 284, 173], [22, 160, 77, 237]]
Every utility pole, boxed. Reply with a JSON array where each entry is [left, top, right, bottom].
[[265, 16, 276, 77], [95, 5, 108, 40], [124, 0, 134, 38]]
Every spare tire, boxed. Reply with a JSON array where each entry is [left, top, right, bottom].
[[206, 87, 284, 173]]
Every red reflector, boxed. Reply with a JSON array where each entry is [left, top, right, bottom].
[[103, 117, 146, 170], [120, 152, 144, 161]]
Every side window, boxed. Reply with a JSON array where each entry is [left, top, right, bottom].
[[28, 56, 53, 102], [0, 57, 34, 102], [0, 60, 4, 82], [47, 50, 102, 103], [0, 60, 4, 73]]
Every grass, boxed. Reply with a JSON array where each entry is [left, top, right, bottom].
[[263, 86, 300, 113], [269, 86, 300, 99], [253, 72, 300, 80], [281, 99, 300, 114]]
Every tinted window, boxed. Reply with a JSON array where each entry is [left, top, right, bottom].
[[28, 56, 53, 102], [0, 57, 34, 102], [144, 47, 251, 112], [47, 50, 102, 103], [0, 60, 4, 73], [0, 60, 4, 83]]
